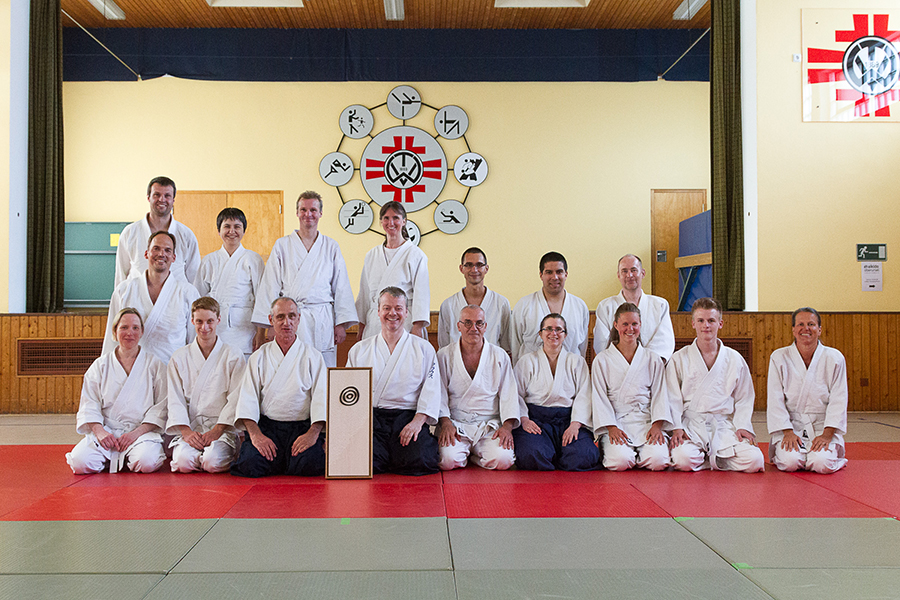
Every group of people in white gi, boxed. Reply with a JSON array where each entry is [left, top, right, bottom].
[[67, 176, 848, 476]]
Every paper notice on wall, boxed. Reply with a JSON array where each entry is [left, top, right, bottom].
[[862, 262, 882, 292]]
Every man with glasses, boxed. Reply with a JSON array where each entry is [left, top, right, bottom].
[[437, 247, 511, 352], [436, 305, 521, 470]]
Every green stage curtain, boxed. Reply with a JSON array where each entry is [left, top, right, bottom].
[[710, 0, 744, 310], [27, 0, 65, 312]]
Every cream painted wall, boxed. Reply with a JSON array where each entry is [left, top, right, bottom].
[[0, 0, 10, 312], [63, 78, 710, 310], [757, 1, 900, 310]]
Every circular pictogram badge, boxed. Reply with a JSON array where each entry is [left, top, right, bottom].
[[361, 126, 447, 211], [339, 105, 374, 139], [843, 36, 900, 96], [453, 152, 488, 187], [319, 152, 354, 187], [434, 105, 469, 140], [339, 200, 375, 234], [404, 220, 421, 246], [339, 386, 360, 406], [387, 85, 422, 120], [434, 200, 468, 235]]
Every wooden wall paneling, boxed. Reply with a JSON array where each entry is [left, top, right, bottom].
[[877, 314, 888, 410], [0, 317, 8, 413], [172, 192, 229, 257], [228, 191, 284, 262], [888, 315, 899, 411]]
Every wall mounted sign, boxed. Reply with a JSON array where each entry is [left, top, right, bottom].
[[803, 10, 900, 122], [857, 243, 887, 261], [321, 86, 485, 243]]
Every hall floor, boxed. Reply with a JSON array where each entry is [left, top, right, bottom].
[[1, 412, 899, 600]]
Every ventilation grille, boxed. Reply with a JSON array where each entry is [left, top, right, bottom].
[[17, 338, 103, 376], [675, 337, 753, 372]]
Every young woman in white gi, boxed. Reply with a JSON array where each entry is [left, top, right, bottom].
[[592, 303, 671, 471], [194, 208, 266, 356], [512, 313, 599, 471], [66, 308, 167, 474], [356, 201, 430, 341], [767, 307, 848, 473], [167, 297, 247, 473]]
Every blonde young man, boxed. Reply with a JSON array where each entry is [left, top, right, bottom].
[[166, 297, 247, 473], [666, 297, 764, 472], [767, 307, 848, 473]]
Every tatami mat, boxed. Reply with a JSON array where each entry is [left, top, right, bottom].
[[145, 571, 457, 600], [678, 518, 900, 568], [793, 461, 900, 517], [0, 574, 163, 600], [2, 484, 253, 521], [443, 482, 668, 518], [172, 518, 452, 573], [0, 520, 216, 574], [223, 481, 447, 519], [743, 568, 900, 600], [455, 569, 774, 600], [448, 518, 729, 571]]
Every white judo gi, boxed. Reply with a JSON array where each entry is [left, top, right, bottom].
[[767, 342, 849, 474], [231, 339, 327, 426], [591, 344, 672, 471], [666, 340, 764, 472], [103, 274, 201, 363], [166, 338, 247, 473], [114, 217, 200, 287], [437, 288, 512, 352], [436, 341, 520, 470], [66, 350, 167, 474], [514, 349, 593, 423], [347, 330, 442, 474], [252, 232, 357, 367], [593, 292, 675, 361], [195, 245, 265, 356], [510, 291, 589, 364], [355, 241, 430, 340]]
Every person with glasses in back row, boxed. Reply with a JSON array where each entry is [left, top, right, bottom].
[[437, 247, 511, 353]]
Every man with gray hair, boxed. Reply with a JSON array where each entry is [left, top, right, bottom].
[[230, 296, 328, 477], [593, 254, 675, 361], [347, 287, 441, 475]]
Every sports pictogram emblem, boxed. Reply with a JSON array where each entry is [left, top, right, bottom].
[[320, 85, 485, 241], [803, 11, 900, 121]]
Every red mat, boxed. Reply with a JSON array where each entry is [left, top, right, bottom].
[[0, 486, 65, 519], [630, 468, 891, 518], [845, 442, 900, 460], [0, 445, 87, 488], [792, 460, 900, 518], [444, 483, 668, 518], [224, 482, 446, 519], [441, 465, 604, 484], [2, 484, 252, 521]]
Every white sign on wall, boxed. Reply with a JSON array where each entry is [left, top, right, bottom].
[[862, 262, 883, 291]]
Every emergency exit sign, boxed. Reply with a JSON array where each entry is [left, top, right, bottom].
[[857, 244, 886, 261]]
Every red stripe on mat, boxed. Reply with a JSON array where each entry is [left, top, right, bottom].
[[0, 445, 88, 488], [1, 484, 253, 521], [792, 460, 900, 518], [224, 482, 447, 519], [630, 467, 890, 518], [444, 483, 668, 518]]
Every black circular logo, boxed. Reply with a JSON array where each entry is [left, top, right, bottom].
[[339, 386, 360, 406], [843, 36, 899, 96]]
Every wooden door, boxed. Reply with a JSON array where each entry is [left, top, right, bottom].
[[650, 189, 707, 310], [227, 192, 283, 262], [173, 191, 284, 262], [172, 192, 227, 257]]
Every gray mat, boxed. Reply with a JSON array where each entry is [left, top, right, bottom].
[[0, 574, 163, 600], [0, 520, 216, 574], [449, 518, 730, 570], [145, 571, 457, 600], [679, 518, 900, 568], [745, 568, 900, 600], [173, 518, 452, 572], [456, 569, 774, 600]]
